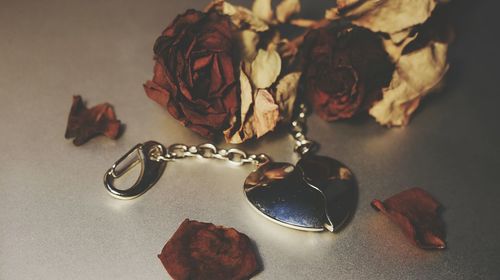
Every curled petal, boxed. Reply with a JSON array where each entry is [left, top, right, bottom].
[[337, 0, 439, 34], [64, 95, 122, 146], [253, 89, 279, 137], [252, 0, 274, 22], [369, 41, 449, 126], [241, 30, 259, 61], [371, 188, 446, 249], [213, 1, 269, 32], [224, 70, 255, 143], [275, 72, 301, 122], [276, 0, 301, 23], [251, 49, 282, 89]]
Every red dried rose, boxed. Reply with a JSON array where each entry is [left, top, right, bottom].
[[158, 219, 259, 280], [301, 25, 394, 121], [64, 95, 122, 146], [144, 9, 240, 139], [371, 187, 446, 249]]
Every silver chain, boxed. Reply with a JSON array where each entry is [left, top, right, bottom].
[[290, 103, 316, 156], [148, 104, 314, 165], [149, 142, 271, 166]]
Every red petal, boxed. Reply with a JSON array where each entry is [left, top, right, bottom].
[[158, 219, 260, 280], [64, 95, 123, 146], [371, 188, 446, 249], [162, 9, 203, 37], [144, 80, 171, 108]]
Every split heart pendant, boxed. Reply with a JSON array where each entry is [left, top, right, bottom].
[[104, 141, 357, 233], [244, 155, 357, 232]]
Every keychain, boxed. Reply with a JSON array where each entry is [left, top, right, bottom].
[[104, 105, 358, 232]]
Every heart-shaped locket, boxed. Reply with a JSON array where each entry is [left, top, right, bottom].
[[244, 155, 357, 232]]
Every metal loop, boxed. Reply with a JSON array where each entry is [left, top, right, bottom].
[[104, 141, 167, 199], [149, 144, 166, 161], [294, 132, 306, 141], [218, 149, 228, 157], [294, 140, 315, 155], [255, 154, 271, 166], [197, 143, 217, 158], [168, 144, 188, 158], [227, 149, 247, 164]]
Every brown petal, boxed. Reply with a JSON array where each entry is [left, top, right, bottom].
[[158, 219, 260, 280], [337, 0, 439, 35], [276, 0, 301, 23], [162, 9, 204, 37], [143, 81, 172, 110], [252, 0, 274, 22], [250, 49, 281, 89], [64, 95, 122, 146], [371, 187, 446, 249], [224, 70, 255, 144], [227, 3, 270, 32], [369, 41, 449, 126], [253, 89, 279, 138], [275, 72, 300, 122]]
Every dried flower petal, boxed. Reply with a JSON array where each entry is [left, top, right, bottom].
[[64, 95, 122, 146], [369, 41, 448, 126], [275, 72, 301, 122], [324, 7, 340, 21], [224, 73, 280, 143], [253, 89, 279, 137], [276, 0, 301, 23], [382, 29, 418, 62], [241, 30, 259, 62], [337, 0, 439, 35], [158, 219, 259, 280], [224, 70, 255, 143], [252, 0, 273, 22], [337, 0, 361, 9], [214, 1, 269, 32], [371, 188, 446, 249], [251, 49, 282, 89]]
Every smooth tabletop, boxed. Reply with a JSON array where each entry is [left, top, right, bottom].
[[1, 0, 499, 279]]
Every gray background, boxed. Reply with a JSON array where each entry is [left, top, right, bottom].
[[1, 0, 499, 279]]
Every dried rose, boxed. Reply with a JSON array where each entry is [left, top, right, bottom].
[[301, 25, 394, 121], [64, 95, 122, 146], [371, 188, 446, 249], [144, 9, 240, 139], [158, 219, 259, 280]]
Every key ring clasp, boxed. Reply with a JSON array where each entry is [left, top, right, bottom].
[[104, 141, 167, 199]]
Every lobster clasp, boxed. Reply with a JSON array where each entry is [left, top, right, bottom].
[[104, 141, 167, 199]]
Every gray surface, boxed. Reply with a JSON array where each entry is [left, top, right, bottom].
[[0, 0, 499, 279]]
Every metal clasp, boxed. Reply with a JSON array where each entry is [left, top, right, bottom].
[[104, 141, 167, 199]]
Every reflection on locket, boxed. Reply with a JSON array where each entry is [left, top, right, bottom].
[[245, 155, 357, 232]]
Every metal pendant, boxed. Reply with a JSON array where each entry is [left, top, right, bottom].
[[244, 155, 357, 232]]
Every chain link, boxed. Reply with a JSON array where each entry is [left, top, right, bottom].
[[290, 103, 316, 156], [150, 142, 270, 166], [148, 103, 314, 164]]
